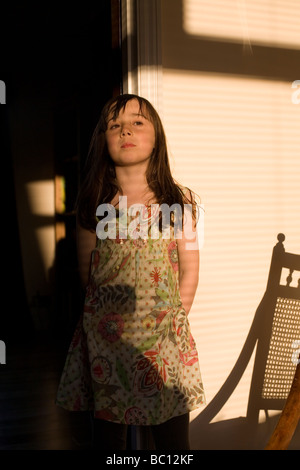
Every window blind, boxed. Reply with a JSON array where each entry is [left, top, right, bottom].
[[161, 31, 300, 424]]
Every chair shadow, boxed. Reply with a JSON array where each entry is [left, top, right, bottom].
[[190, 234, 300, 450], [190, 295, 264, 449], [190, 413, 300, 450]]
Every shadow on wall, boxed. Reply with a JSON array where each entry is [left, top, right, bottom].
[[190, 234, 300, 450], [157, 0, 300, 450], [160, 0, 300, 81], [190, 413, 300, 450], [0, 105, 33, 344], [1, 1, 118, 341]]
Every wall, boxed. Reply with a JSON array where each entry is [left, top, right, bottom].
[[160, 0, 300, 449], [4, 2, 117, 335]]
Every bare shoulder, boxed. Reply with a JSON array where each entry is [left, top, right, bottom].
[[176, 183, 200, 205]]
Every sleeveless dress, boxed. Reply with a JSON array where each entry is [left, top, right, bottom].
[[56, 199, 205, 425]]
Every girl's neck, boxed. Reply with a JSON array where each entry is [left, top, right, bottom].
[[113, 166, 155, 206], [116, 166, 147, 193]]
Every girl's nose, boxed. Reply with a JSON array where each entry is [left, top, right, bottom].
[[121, 127, 132, 136]]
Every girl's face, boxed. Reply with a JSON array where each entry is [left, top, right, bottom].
[[105, 99, 155, 168]]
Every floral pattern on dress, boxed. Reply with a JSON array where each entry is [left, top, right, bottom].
[[56, 191, 205, 425]]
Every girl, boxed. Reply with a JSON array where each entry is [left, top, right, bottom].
[[56, 94, 205, 450]]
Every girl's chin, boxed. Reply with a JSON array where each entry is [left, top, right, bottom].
[[114, 158, 151, 168]]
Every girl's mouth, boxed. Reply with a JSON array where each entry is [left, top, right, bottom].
[[121, 143, 136, 148]]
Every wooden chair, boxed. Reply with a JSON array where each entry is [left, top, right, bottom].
[[246, 233, 300, 442], [193, 233, 300, 449], [265, 353, 300, 450]]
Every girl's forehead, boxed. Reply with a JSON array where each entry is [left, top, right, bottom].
[[107, 99, 149, 121]]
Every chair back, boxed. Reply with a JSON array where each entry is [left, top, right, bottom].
[[247, 234, 300, 421]]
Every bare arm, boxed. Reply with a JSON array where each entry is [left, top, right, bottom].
[[76, 219, 97, 289], [177, 202, 199, 315]]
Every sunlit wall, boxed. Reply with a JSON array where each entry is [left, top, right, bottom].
[[183, 0, 300, 50], [160, 0, 300, 429], [25, 179, 56, 282], [9, 93, 56, 330]]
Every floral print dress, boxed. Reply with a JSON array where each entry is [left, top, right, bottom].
[[56, 201, 205, 425]]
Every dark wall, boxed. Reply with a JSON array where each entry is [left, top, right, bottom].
[[0, 2, 121, 342]]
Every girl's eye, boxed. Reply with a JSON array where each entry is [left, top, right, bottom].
[[108, 120, 143, 130]]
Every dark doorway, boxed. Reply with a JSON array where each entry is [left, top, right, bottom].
[[0, 1, 122, 450], [1, 1, 122, 341]]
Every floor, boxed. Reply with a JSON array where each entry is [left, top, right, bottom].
[[0, 333, 93, 450], [1, 332, 299, 451]]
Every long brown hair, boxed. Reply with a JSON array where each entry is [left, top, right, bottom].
[[76, 94, 197, 231]]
